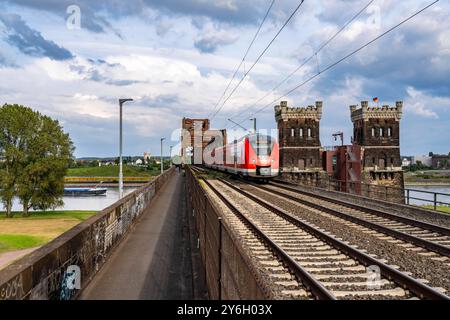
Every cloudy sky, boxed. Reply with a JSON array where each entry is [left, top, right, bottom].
[[0, 0, 448, 158]]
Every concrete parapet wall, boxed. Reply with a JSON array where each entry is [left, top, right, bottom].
[[0, 167, 175, 300], [185, 167, 268, 300]]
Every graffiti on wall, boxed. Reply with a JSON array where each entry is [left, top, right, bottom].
[[0, 169, 173, 300], [0, 274, 24, 300]]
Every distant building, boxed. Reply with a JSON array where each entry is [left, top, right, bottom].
[[431, 154, 450, 169], [181, 118, 227, 165], [143, 152, 151, 163], [181, 118, 210, 164], [412, 155, 432, 167], [401, 156, 413, 167]]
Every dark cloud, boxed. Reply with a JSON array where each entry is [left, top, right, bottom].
[[146, 0, 269, 25], [139, 94, 179, 106], [69, 60, 140, 86], [194, 32, 238, 53], [5, 0, 284, 29], [293, 5, 450, 101], [0, 13, 74, 60], [155, 18, 173, 37], [4, 0, 122, 36], [107, 79, 141, 86], [317, 0, 370, 25]]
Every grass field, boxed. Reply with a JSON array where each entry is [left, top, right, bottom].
[[0, 211, 96, 253], [404, 171, 450, 184], [421, 206, 450, 214], [0, 234, 47, 253], [67, 165, 160, 177]]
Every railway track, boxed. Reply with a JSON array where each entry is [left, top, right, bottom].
[[246, 180, 450, 259], [203, 177, 449, 300]]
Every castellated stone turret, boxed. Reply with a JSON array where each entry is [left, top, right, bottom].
[[349, 100, 404, 192], [350, 101, 403, 122], [275, 101, 323, 122], [274, 101, 324, 177]]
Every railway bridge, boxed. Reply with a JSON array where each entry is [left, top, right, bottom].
[[0, 166, 449, 300]]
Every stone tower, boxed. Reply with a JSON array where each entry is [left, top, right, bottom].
[[350, 101, 404, 200], [274, 101, 324, 182]]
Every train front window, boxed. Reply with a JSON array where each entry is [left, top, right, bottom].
[[248, 134, 274, 156]]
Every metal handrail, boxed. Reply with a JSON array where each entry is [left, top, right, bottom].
[[310, 178, 450, 211]]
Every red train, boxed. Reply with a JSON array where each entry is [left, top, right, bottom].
[[204, 133, 279, 179]]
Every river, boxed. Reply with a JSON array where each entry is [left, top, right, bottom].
[[404, 185, 450, 206], [7, 187, 137, 212]]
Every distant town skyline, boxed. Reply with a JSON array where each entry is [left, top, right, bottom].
[[0, 0, 448, 157]]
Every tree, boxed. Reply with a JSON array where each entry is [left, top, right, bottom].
[[0, 104, 37, 217], [0, 104, 74, 217]]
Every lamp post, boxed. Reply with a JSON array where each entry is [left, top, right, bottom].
[[169, 146, 173, 167], [160, 138, 165, 174], [250, 118, 257, 133], [119, 98, 133, 199]]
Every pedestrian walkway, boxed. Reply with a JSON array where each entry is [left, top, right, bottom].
[[80, 171, 203, 299]]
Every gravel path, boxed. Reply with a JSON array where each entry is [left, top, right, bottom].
[[0, 247, 39, 270]]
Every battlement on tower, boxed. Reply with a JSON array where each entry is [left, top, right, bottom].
[[275, 101, 323, 122], [350, 101, 403, 122]]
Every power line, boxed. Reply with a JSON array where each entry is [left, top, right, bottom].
[[228, 0, 439, 130], [209, 0, 306, 121], [224, 0, 375, 126], [207, 0, 276, 119]]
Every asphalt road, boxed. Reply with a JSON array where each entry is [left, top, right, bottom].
[[80, 171, 204, 300]]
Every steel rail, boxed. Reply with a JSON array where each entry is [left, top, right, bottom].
[[218, 178, 450, 300], [247, 182, 450, 257], [271, 180, 450, 236], [202, 178, 337, 300]]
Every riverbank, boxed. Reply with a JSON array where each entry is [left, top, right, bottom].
[[67, 165, 161, 177], [404, 170, 450, 186], [420, 206, 450, 214], [405, 182, 450, 187], [0, 210, 96, 253]]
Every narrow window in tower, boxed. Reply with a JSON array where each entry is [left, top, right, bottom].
[[371, 128, 375, 137], [299, 128, 303, 137], [291, 128, 295, 137], [379, 127, 384, 137], [391, 157, 394, 165], [388, 127, 392, 137], [307, 128, 311, 137]]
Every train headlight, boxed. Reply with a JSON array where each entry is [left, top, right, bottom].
[[271, 159, 275, 163], [252, 159, 256, 164]]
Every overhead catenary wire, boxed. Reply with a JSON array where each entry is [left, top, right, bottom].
[[227, 0, 439, 130], [209, 0, 306, 121], [207, 0, 276, 119], [224, 0, 375, 127]]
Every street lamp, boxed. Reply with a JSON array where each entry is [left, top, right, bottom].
[[119, 98, 133, 199], [250, 118, 256, 133], [169, 146, 173, 167], [160, 138, 165, 174]]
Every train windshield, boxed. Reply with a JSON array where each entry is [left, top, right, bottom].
[[248, 134, 274, 156]]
